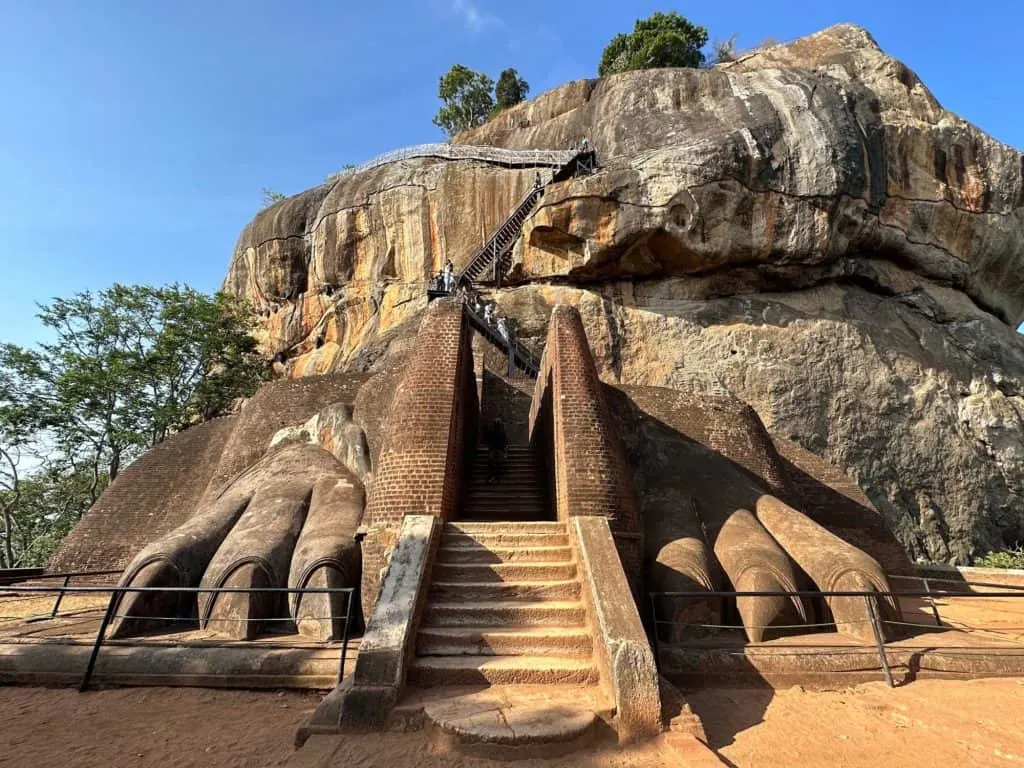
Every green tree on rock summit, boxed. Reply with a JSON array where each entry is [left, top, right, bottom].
[[494, 68, 529, 111], [599, 11, 709, 76], [433, 65, 495, 138]]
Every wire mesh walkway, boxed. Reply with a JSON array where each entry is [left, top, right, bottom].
[[331, 143, 578, 180]]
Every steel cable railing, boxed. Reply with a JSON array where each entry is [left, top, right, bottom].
[[328, 144, 578, 181], [0, 582, 357, 690], [649, 586, 1024, 688]]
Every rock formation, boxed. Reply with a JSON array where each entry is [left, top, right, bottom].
[[109, 402, 372, 641], [221, 24, 1024, 564]]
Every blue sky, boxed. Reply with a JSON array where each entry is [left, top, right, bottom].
[[1, 0, 1021, 346]]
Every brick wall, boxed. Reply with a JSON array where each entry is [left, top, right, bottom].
[[47, 418, 237, 573], [529, 304, 639, 539], [361, 298, 476, 616]]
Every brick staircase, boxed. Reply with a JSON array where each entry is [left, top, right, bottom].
[[408, 521, 598, 687], [463, 445, 550, 523]]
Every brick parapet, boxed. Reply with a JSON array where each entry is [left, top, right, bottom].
[[361, 299, 475, 615], [364, 298, 474, 528], [529, 305, 638, 536]]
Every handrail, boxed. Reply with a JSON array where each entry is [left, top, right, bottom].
[[328, 144, 578, 182], [649, 587, 1024, 689], [457, 185, 544, 286], [0, 582, 356, 691], [462, 300, 541, 378]]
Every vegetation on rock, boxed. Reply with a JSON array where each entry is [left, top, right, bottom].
[[432, 65, 529, 137], [260, 188, 286, 208], [975, 547, 1024, 569], [0, 284, 266, 567], [494, 68, 529, 112], [433, 64, 496, 137], [599, 11, 708, 76]]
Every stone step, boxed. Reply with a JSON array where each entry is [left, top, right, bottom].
[[436, 545, 573, 564], [429, 580, 580, 602], [407, 656, 598, 687], [446, 522, 564, 534], [432, 562, 578, 583], [441, 532, 568, 548], [462, 504, 548, 514], [466, 485, 544, 493], [423, 601, 586, 628], [417, 626, 594, 658]]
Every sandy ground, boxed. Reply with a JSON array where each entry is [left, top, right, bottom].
[[1, 679, 1023, 767], [687, 678, 1024, 767], [0, 685, 678, 768], [0, 687, 321, 768]]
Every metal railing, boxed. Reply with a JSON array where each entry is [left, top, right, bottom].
[[463, 299, 541, 378], [0, 569, 123, 620], [328, 144, 578, 181], [457, 185, 544, 287], [0, 582, 356, 691], [649, 585, 1024, 688]]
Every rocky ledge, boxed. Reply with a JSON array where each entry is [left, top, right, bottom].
[[223, 24, 1024, 563]]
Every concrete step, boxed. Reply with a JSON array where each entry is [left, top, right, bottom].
[[423, 601, 586, 628], [445, 522, 565, 535], [407, 656, 598, 687], [429, 580, 580, 602], [432, 562, 578, 583], [416, 626, 593, 657], [436, 545, 573, 564], [441, 532, 568, 548]]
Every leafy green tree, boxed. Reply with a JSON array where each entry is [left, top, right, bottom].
[[494, 68, 529, 111], [598, 12, 709, 76], [433, 64, 495, 138], [0, 460, 96, 568], [0, 284, 265, 493]]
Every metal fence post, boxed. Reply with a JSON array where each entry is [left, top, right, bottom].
[[864, 595, 894, 688], [921, 578, 943, 627], [80, 588, 121, 692], [337, 589, 355, 685], [50, 574, 72, 618], [649, 594, 661, 673]]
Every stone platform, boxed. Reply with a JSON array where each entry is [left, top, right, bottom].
[[0, 597, 358, 688], [387, 684, 615, 760], [661, 629, 1024, 688]]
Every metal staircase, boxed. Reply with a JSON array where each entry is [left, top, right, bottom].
[[425, 146, 597, 379], [457, 185, 544, 287], [464, 300, 541, 378]]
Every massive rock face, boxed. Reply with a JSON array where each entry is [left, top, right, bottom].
[[223, 24, 1024, 563]]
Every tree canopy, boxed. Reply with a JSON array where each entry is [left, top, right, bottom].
[[432, 65, 496, 138], [0, 284, 266, 567], [598, 12, 709, 76], [494, 68, 529, 111]]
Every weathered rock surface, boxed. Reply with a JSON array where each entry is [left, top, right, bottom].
[[216, 22, 1020, 567], [218, 25, 1023, 563]]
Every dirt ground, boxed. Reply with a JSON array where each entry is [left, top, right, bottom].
[[1, 678, 1023, 767], [0, 685, 676, 768], [687, 677, 1024, 767]]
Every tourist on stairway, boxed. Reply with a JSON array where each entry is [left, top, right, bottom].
[[442, 259, 455, 292], [534, 171, 542, 189], [485, 417, 507, 482]]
